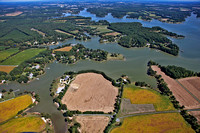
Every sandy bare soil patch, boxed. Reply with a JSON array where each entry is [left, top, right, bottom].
[[0, 65, 17, 73], [178, 77, 200, 99], [120, 98, 155, 115], [31, 28, 46, 37], [55, 29, 74, 36], [104, 32, 120, 36], [151, 65, 200, 109], [61, 73, 118, 113], [76, 115, 109, 133], [54, 46, 72, 52], [189, 111, 200, 124], [5, 11, 23, 16]]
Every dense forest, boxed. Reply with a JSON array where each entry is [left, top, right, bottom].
[[108, 22, 181, 56], [87, 2, 200, 23], [160, 65, 199, 79]]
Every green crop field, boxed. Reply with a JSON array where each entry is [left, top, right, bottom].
[[123, 84, 175, 111], [0, 116, 46, 133], [0, 48, 46, 65], [0, 46, 8, 51], [111, 113, 194, 133], [0, 48, 19, 62]]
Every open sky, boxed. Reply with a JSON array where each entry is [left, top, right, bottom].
[[0, 0, 200, 2]]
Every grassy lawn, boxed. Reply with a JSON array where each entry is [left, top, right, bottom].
[[0, 116, 46, 133], [0, 92, 15, 101], [107, 53, 124, 60], [0, 46, 8, 51], [0, 48, 19, 62], [111, 113, 194, 133], [0, 48, 46, 65], [1, 29, 29, 40], [88, 25, 113, 33], [123, 84, 175, 111], [0, 95, 33, 123]]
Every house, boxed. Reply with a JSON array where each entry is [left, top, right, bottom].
[[0, 92, 2, 98], [64, 75, 69, 81], [29, 73, 33, 79], [32, 64, 40, 69]]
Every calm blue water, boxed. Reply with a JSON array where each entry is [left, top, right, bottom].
[[1, 8, 200, 133]]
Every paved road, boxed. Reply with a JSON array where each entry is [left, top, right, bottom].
[[118, 110, 180, 119], [76, 114, 113, 117]]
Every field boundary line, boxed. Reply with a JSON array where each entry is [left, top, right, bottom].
[[175, 79, 200, 103], [118, 110, 180, 119]]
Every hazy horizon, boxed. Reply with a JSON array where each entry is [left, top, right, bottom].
[[1, 0, 200, 2]]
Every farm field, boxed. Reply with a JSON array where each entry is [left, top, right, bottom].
[[88, 25, 113, 33], [55, 29, 74, 36], [75, 115, 110, 133], [189, 111, 200, 124], [5, 11, 23, 16], [31, 28, 46, 36], [178, 77, 200, 100], [54, 46, 72, 52], [0, 46, 8, 51], [111, 113, 194, 133], [0, 48, 19, 61], [151, 65, 200, 109], [61, 73, 118, 113], [123, 84, 175, 111], [104, 32, 120, 36], [0, 65, 17, 73], [0, 95, 33, 123], [0, 48, 46, 65], [120, 98, 155, 115], [0, 116, 46, 132]]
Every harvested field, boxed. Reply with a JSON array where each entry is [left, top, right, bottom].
[[104, 32, 120, 36], [55, 29, 74, 36], [178, 77, 200, 100], [0, 95, 33, 123], [61, 73, 118, 113], [123, 84, 175, 111], [31, 28, 45, 36], [54, 46, 72, 52], [5, 11, 23, 16], [111, 113, 194, 133], [75, 115, 110, 133], [120, 98, 155, 115], [0, 65, 17, 73], [152, 65, 200, 109], [71, 30, 79, 34], [189, 111, 200, 124], [0, 116, 46, 132]]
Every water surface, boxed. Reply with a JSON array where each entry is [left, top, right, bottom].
[[1, 9, 200, 133]]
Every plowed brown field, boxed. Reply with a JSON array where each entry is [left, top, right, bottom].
[[76, 116, 109, 133], [151, 65, 200, 109], [61, 73, 118, 113], [178, 77, 200, 100]]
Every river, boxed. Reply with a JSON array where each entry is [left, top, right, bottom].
[[1, 9, 200, 133]]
